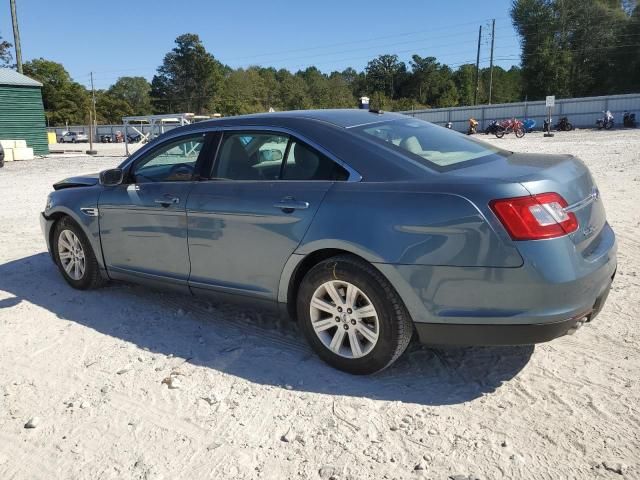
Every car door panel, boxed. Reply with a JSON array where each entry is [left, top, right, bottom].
[[98, 133, 210, 286], [99, 182, 195, 282], [186, 181, 332, 299]]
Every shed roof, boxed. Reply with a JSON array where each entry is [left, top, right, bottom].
[[0, 68, 42, 87]]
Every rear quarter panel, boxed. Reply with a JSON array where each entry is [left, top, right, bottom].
[[297, 182, 525, 268]]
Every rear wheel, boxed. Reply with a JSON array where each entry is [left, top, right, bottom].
[[495, 129, 505, 138], [53, 217, 106, 290], [515, 128, 525, 138], [297, 255, 413, 375]]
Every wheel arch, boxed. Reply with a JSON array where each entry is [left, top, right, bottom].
[[45, 206, 105, 270], [280, 247, 390, 322]]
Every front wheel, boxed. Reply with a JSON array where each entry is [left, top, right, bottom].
[[495, 129, 505, 138], [566, 123, 574, 131], [515, 128, 525, 138], [53, 217, 106, 290], [297, 256, 413, 375], [605, 121, 613, 130]]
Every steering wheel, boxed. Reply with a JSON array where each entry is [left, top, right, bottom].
[[167, 163, 195, 180]]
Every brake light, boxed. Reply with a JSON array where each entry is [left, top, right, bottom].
[[490, 193, 578, 240]]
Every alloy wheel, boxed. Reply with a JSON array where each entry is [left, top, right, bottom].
[[309, 280, 380, 359], [57, 229, 86, 280]]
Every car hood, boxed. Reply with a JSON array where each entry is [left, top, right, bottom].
[[53, 173, 99, 190]]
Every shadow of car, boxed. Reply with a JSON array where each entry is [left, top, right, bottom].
[[0, 252, 534, 406]]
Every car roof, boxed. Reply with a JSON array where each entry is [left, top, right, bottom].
[[196, 109, 407, 129]]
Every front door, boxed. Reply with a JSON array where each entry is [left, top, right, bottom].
[[186, 131, 350, 300], [99, 133, 209, 285]]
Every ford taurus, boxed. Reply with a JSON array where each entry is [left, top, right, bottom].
[[41, 109, 617, 374]]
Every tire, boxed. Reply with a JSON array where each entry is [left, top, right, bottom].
[[297, 255, 413, 375], [605, 122, 613, 130], [566, 123, 574, 131], [72, 138, 77, 143], [52, 216, 106, 290], [515, 128, 525, 138], [495, 129, 505, 138], [59, 138, 65, 143]]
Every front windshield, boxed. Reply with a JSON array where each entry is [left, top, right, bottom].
[[353, 118, 507, 169]]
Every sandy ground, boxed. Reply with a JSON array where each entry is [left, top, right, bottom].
[[0, 129, 639, 480]]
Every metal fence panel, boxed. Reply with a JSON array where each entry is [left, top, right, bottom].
[[400, 93, 640, 131]]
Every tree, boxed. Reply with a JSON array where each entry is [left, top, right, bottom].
[[276, 69, 311, 110], [95, 91, 133, 124], [215, 67, 269, 115], [365, 54, 407, 98], [151, 33, 225, 114], [511, 0, 633, 99], [0, 33, 12, 66], [22, 58, 90, 126], [453, 64, 478, 106], [407, 55, 459, 107], [107, 77, 152, 116]]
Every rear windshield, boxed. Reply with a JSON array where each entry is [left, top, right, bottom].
[[352, 118, 506, 170]]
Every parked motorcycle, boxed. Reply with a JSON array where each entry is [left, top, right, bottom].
[[127, 133, 144, 143], [445, 121, 453, 129], [495, 118, 525, 138], [100, 134, 112, 143], [522, 118, 537, 133], [467, 118, 479, 135], [555, 116, 574, 131], [485, 120, 501, 135], [596, 110, 614, 130], [623, 111, 637, 128]]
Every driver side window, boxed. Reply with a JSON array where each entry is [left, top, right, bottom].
[[133, 136, 205, 183]]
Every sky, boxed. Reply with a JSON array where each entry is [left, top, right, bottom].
[[1, 0, 522, 90]]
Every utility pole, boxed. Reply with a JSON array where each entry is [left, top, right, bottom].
[[87, 72, 97, 155], [9, 0, 23, 73], [488, 19, 496, 105], [473, 25, 482, 106]]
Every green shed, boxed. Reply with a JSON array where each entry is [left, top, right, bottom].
[[0, 68, 49, 155]]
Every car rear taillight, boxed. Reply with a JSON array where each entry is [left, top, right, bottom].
[[490, 193, 578, 240]]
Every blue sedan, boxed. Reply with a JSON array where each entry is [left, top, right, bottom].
[[41, 109, 617, 374]]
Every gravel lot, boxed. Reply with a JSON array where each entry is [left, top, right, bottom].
[[0, 129, 639, 479]]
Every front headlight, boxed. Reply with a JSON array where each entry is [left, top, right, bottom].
[[45, 194, 53, 211]]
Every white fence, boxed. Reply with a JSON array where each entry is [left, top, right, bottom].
[[48, 124, 181, 142], [400, 93, 640, 132]]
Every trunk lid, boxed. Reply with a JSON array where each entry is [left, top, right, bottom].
[[447, 152, 606, 249]]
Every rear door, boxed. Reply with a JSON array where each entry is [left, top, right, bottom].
[[186, 130, 351, 299], [99, 133, 211, 285]]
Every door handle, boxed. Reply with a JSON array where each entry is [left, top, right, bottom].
[[273, 197, 309, 212], [154, 196, 180, 206]]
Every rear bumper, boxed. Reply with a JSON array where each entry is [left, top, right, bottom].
[[414, 276, 613, 346], [375, 222, 617, 345]]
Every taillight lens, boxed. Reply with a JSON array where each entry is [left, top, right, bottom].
[[490, 193, 578, 240]]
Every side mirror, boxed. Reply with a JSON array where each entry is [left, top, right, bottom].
[[99, 168, 124, 186]]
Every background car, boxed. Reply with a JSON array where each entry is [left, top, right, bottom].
[[40, 109, 616, 375], [59, 131, 88, 143]]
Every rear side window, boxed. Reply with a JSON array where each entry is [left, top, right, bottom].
[[212, 132, 349, 181], [282, 141, 349, 181], [212, 133, 288, 180], [353, 118, 506, 169]]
